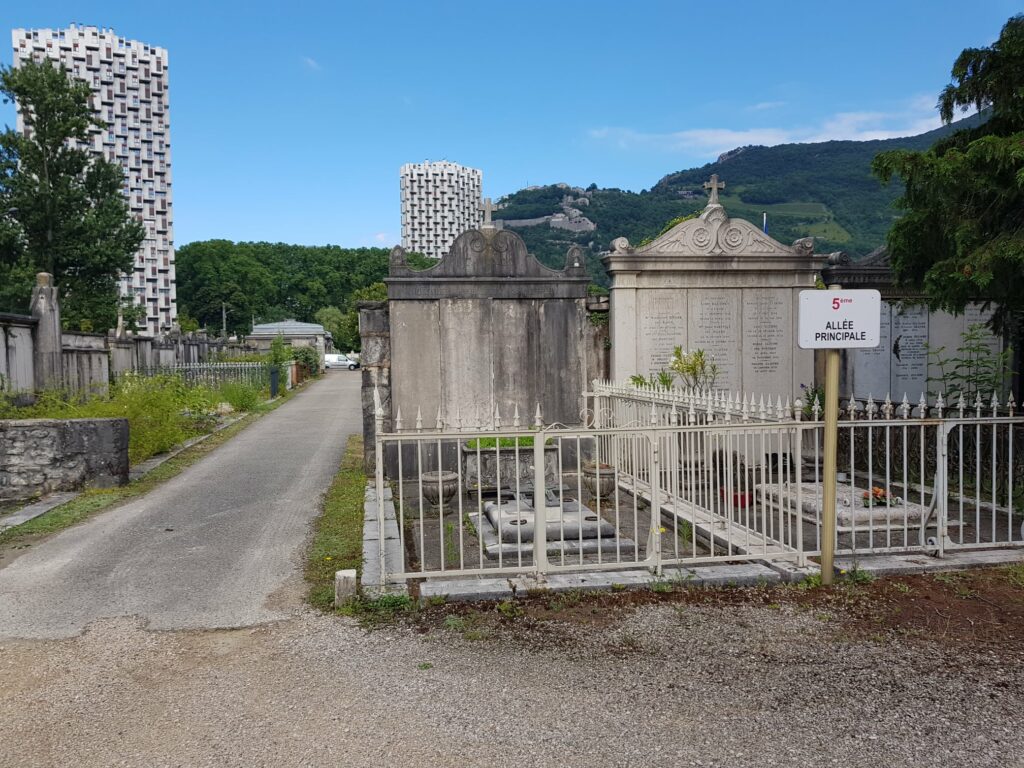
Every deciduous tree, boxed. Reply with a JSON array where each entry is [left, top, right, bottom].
[[0, 59, 144, 329]]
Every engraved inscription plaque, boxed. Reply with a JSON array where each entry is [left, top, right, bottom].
[[890, 305, 929, 401], [638, 292, 686, 375], [742, 288, 792, 396], [853, 301, 892, 398], [689, 292, 741, 391]]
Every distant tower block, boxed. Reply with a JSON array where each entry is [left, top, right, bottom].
[[12, 24, 177, 335], [400, 161, 483, 260]]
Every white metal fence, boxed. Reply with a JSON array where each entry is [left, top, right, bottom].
[[371, 384, 1023, 586], [119, 362, 269, 389]]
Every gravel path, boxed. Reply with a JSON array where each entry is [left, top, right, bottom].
[[0, 371, 361, 640], [2, 604, 1021, 768]]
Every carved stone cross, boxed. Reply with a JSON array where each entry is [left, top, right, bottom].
[[480, 197, 493, 227], [703, 174, 725, 205]]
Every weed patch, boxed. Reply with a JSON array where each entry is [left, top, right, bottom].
[[306, 434, 367, 611]]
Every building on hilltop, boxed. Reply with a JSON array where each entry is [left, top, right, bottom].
[[12, 24, 176, 335], [400, 161, 483, 260]]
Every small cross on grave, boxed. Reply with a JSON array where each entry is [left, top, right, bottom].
[[703, 174, 725, 206], [480, 197, 494, 228]]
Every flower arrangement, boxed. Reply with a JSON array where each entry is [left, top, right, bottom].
[[861, 486, 900, 507]]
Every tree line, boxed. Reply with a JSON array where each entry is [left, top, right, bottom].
[[176, 241, 433, 349]]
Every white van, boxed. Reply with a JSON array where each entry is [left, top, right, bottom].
[[324, 354, 358, 370]]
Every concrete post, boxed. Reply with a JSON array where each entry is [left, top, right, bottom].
[[29, 273, 63, 392], [359, 300, 391, 474]]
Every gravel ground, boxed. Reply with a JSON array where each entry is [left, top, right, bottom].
[[2, 603, 1022, 768]]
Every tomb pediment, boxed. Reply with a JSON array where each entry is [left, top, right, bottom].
[[632, 203, 808, 258], [387, 226, 589, 300]]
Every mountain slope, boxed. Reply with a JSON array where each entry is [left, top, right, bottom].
[[495, 113, 985, 286]]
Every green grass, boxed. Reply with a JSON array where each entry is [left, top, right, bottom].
[[463, 436, 552, 450], [306, 434, 368, 611]]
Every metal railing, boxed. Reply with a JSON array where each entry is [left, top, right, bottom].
[[118, 362, 270, 389], [371, 386, 1022, 587]]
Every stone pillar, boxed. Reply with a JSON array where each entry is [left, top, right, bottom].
[[29, 272, 63, 392], [359, 300, 391, 474]]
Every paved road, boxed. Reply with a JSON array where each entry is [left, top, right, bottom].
[[0, 370, 361, 640]]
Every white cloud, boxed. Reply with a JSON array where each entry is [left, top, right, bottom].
[[589, 97, 946, 159], [302, 56, 322, 72], [747, 100, 786, 111], [373, 232, 392, 243]]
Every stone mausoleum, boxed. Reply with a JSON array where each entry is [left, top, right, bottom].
[[359, 219, 603, 467], [605, 176, 827, 398]]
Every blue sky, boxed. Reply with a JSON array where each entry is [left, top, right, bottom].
[[1, 1, 1018, 248]]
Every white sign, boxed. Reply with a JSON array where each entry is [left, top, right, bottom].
[[798, 290, 881, 349]]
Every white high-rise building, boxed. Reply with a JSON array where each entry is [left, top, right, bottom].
[[12, 24, 176, 335], [400, 161, 483, 260]]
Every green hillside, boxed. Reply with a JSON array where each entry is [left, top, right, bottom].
[[495, 113, 985, 287]]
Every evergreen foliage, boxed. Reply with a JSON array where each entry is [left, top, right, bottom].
[[873, 14, 1024, 334]]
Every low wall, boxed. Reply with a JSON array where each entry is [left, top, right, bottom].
[[0, 418, 129, 502]]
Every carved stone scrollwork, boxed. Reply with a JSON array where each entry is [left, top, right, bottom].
[[490, 229, 512, 253], [792, 237, 815, 256], [611, 237, 631, 254], [692, 227, 712, 249], [468, 232, 486, 253], [722, 226, 744, 250]]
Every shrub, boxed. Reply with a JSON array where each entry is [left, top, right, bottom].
[[218, 381, 264, 412], [0, 374, 219, 464], [291, 346, 320, 377]]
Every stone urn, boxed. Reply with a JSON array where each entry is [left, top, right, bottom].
[[581, 462, 616, 499], [420, 470, 460, 508]]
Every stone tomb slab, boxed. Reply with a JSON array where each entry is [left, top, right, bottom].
[[754, 481, 961, 532]]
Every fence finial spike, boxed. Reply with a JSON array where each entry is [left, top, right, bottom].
[[866, 394, 876, 420], [882, 393, 893, 419], [436, 406, 443, 430], [899, 393, 910, 419], [513, 404, 521, 428], [991, 390, 1000, 412], [957, 391, 966, 416], [650, 401, 658, 425], [415, 406, 423, 432], [974, 390, 984, 417], [534, 402, 542, 429], [455, 406, 463, 432], [395, 406, 403, 432], [918, 391, 929, 419], [1007, 392, 1016, 415], [494, 404, 502, 430]]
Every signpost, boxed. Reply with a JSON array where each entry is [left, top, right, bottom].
[[798, 288, 881, 585]]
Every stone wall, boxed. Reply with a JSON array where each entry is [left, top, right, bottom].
[[0, 418, 129, 502], [1, 275, 255, 398]]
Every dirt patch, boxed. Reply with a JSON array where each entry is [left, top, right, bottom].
[[403, 565, 1024, 657]]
